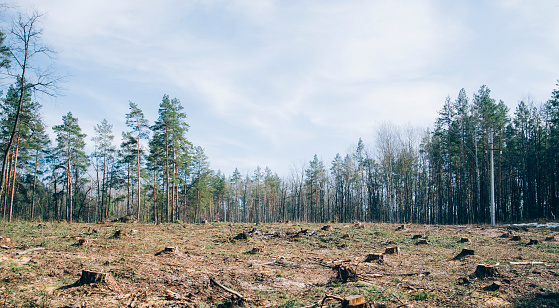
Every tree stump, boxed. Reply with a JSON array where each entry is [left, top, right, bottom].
[[234, 232, 250, 240], [395, 224, 407, 231], [110, 230, 129, 239], [527, 239, 539, 245], [155, 246, 180, 256], [459, 237, 471, 243], [78, 270, 120, 292], [471, 264, 500, 279], [364, 253, 384, 263], [321, 225, 332, 231], [545, 235, 555, 241], [483, 281, 502, 291], [334, 264, 358, 283], [78, 238, 90, 247], [510, 235, 522, 241], [249, 247, 264, 254], [342, 295, 366, 308], [500, 232, 512, 238], [0, 237, 11, 247], [384, 246, 400, 255], [412, 234, 423, 239], [415, 239, 429, 245], [353, 222, 364, 229], [453, 248, 475, 260]]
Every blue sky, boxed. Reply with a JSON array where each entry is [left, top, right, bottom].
[[8, 0, 559, 176]]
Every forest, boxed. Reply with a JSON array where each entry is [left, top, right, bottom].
[[1, 13, 558, 226]]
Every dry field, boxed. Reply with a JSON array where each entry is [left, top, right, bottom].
[[1, 221, 558, 307]]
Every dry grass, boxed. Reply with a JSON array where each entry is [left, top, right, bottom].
[[0, 221, 558, 307]]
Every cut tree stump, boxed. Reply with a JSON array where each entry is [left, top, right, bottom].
[[384, 246, 400, 255], [471, 264, 500, 279], [342, 295, 366, 308], [483, 281, 502, 291], [459, 237, 471, 243], [321, 225, 332, 231], [412, 234, 423, 239], [364, 253, 384, 263], [78, 238, 90, 246], [78, 270, 120, 292], [545, 235, 555, 241], [527, 239, 539, 245], [453, 248, 475, 260], [334, 264, 358, 283], [415, 239, 429, 245], [234, 232, 251, 240], [0, 237, 11, 247], [249, 247, 264, 254], [395, 224, 407, 231], [500, 232, 512, 238], [111, 230, 129, 239], [510, 235, 522, 241], [155, 246, 180, 256]]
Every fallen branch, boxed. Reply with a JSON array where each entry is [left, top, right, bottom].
[[16, 247, 45, 255], [210, 277, 245, 301], [509, 261, 544, 265], [320, 295, 344, 308]]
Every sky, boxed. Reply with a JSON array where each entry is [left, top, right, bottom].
[[5, 0, 559, 176]]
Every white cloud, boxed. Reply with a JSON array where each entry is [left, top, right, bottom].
[[11, 0, 559, 174]]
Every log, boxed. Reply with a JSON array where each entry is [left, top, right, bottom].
[[384, 246, 400, 255], [453, 248, 475, 260], [78, 270, 120, 292], [471, 264, 499, 279], [364, 253, 384, 263]]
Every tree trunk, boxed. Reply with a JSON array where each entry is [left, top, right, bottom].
[[9, 133, 20, 222]]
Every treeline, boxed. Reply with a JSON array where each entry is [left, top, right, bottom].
[[1, 13, 558, 225]]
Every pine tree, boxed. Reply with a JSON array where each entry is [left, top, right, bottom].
[[125, 102, 149, 221], [52, 112, 87, 222]]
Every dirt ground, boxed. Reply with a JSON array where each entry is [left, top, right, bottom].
[[1, 221, 558, 308]]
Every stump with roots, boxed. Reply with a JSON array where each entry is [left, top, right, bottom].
[[471, 264, 500, 279], [78, 270, 121, 292]]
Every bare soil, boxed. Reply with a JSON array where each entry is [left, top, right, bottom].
[[1, 221, 558, 307]]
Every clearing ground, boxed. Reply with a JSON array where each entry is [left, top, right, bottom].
[[0, 221, 558, 307]]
